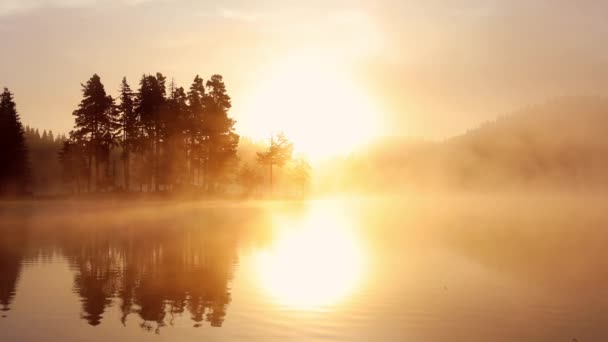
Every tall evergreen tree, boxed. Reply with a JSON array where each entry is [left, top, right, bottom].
[[0, 88, 29, 194], [162, 83, 189, 188], [58, 72, 240, 195], [117, 77, 137, 191], [70, 74, 117, 191], [187, 75, 206, 186], [204, 75, 239, 193], [135, 74, 167, 191]]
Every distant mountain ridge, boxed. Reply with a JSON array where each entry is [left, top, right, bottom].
[[328, 97, 608, 192], [440, 97, 608, 187]]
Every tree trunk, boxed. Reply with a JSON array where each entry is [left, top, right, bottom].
[[203, 157, 208, 194], [152, 133, 158, 191], [95, 152, 99, 192], [112, 160, 116, 191], [197, 158, 201, 188], [93, 118, 98, 192], [87, 155, 92, 192], [204, 142, 211, 194], [154, 132, 159, 192], [124, 151, 130, 192], [190, 136, 196, 187]]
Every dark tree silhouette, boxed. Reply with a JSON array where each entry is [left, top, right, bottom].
[[257, 132, 293, 194], [0, 226, 26, 314], [70, 75, 117, 191], [57, 218, 236, 330], [56, 72, 241, 195], [66, 240, 118, 326], [117, 77, 138, 192], [25, 126, 65, 194], [135, 74, 167, 191], [186, 75, 206, 187], [162, 81, 189, 188], [205, 75, 239, 193], [0, 88, 29, 195], [58, 139, 87, 193]]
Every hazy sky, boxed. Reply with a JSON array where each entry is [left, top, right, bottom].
[[2, 0, 608, 139]]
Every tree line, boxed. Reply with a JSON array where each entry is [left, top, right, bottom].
[[0, 89, 68, 196], [0, 88, 28, 195], [1, 76, 311, 197], [25, 127, 66, 195], [60, 73, 239, 194]]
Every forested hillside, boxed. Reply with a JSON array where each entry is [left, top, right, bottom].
[[326, 97, 608, 192], [24, 127, 65, 195]]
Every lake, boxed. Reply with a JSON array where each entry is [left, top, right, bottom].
[[1, 195, 608, 341]]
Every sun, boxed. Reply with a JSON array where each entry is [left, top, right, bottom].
[[238, 52, 382, 161]]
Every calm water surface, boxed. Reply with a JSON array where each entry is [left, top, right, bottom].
[[1, 196, 608, 341]]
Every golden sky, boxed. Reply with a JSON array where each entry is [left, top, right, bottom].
[[2, 0, 608, 142]]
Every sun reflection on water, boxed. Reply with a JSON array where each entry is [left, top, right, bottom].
[[254, 204, 366, 309]]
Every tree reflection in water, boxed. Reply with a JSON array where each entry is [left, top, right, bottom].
[[0, 222, 26, 315], [58, 212, 240, 332], [0, 204, 271, 331]]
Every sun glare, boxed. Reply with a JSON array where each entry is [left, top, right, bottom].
[[240, 53, 382, 161], [254, 204, 366, 309]]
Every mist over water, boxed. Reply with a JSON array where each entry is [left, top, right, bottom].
[[1, 195, 607, 342], [3, 1, 608, 341]]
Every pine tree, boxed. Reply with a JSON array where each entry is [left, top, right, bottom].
[[257, 132, 293, 195], [117, 77, 137, 191], [162, 83, 189, 188], [135, 74, 166, 191], [205, 75, 239, 193], [0, 88, 29, 195], [187, 75, 206, 187], [57, 72, 241, 195], [70, 74, 117, 191]]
